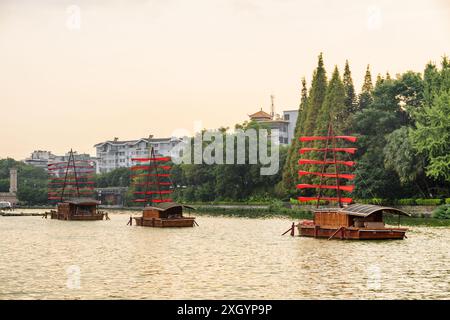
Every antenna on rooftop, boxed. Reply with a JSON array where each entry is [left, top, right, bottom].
[[270, 94, 275, 119]]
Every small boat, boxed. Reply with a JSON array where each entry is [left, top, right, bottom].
[[46, 149, 108, 221], [133, 202, 196, 227], [48, 198, 107, 221], [292, 123, 409, 240], [129, 139, 196, 228], [297, 204, 409, 240]]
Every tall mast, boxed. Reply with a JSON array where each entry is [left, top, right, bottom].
[[60, 149, 73, 202], [144, 137, 152, 206], [329, 124, 343, 208], [152, 147, 164, 203], [316, 123, 332, 208], [71, 150, 81, 198], [298, 122, 357, 207]]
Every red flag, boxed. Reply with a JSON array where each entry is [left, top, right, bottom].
[[300, 148, 357, 154], [298, 170, 355, 180], [298, 159, 355, 167], [300, 136, 357, 142], [298, 196, 353, 203], [297, 184, 354, 192]]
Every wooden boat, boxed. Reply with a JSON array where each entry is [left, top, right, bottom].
[[292, 123, 409, 240], [46, 149, 108, 221], [48, 198, 106, 221], [129, 141, 196, 228], [133, 202, 196, 227], [297, 204, 408, 240]]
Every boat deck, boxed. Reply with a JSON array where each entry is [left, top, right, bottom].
[[298, 224, 407, 240]]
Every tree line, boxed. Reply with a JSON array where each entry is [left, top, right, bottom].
[[1, 53, 448, 205], [282, 53, 449, 201]]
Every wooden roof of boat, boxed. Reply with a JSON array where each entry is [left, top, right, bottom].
[[144, 202, 195, 211], [314, 204, 410, 217], [63, 198, 101, 205]]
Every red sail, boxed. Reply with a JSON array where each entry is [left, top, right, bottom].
[[133, 199, 173, 203], [48, 161, 92, 167], [298, 196, 353, 203], [299, 170, 355, 180], [48, 165, 93, 170], [131, 157, 171, 162], [300, 136, 357, 142], [297, 184, 354, 192], [48, 181, 95, 185], [131, 165, 171, 171], [131, 174, 170, 178], [49, 176, 94, 181], [131, 182, 172, 186], [298, 159, 355, 167], [300, 148, 357, 154], [134, 191, 173, 195], [151, 199, 173, 203]]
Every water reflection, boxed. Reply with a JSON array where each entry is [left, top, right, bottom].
[[0, 210, 449, 299]]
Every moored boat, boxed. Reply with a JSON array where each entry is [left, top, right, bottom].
[[129, 139, 196, 228], [292, 123, 409, 240], [133, 202, 196, 227], [46, 149, 108, 221], [297, 204, 408, 240], [49, 198, 106, 221]]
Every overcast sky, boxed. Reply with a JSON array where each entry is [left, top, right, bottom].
[[0, 0, 449, 159]]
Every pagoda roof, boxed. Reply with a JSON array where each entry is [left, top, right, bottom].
[[248, 109, 272, 119]]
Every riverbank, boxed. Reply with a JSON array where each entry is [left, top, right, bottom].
[[192, 205, 450, 227], [13, 203, 450, 226]]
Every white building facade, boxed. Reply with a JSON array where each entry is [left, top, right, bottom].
[[24, 150, 98, 172], [282, 109, 299, 144], [248, 109, 299, 145], [94, 137, 181, 173]]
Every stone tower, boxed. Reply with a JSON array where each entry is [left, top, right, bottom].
[[9, 168, 17, 193]]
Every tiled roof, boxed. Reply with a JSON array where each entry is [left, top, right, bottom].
[[248, 109, 272, 119], [94, 137, 173, 147]]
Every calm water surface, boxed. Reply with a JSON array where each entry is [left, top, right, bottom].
[[0, 209, 449, 299]]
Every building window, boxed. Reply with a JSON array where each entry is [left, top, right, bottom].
[[284, 114, 290, 120]]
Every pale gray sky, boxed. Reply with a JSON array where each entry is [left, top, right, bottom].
[[0, 0, 449, 159]]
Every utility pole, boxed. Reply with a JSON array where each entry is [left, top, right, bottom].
[[270, 94, 275, 119]]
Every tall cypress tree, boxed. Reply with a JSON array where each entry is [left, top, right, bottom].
[[343, 60, 357, 114], [300, 53, 328, 192], [302, 53, 328, 136], [342, 60, 357, 133], [376, 73, 383, 86], [281, 78, 308, 195], [359, 64, 374, 110], [281, 53, 327, 198], [316, 66, 346, 135]]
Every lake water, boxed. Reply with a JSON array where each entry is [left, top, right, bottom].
[[0, 210, 449, 299]]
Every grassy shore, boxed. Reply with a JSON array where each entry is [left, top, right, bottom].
[[193, 205, 450, 227], [15, 203, 450, 226]]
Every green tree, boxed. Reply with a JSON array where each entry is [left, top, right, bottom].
[[410, 90, 450, 182], [315, 66, 346, 135], [384, 127, 429, 196], [358, 65, 374, 110], [301, 53, 328, 136], [0, 158, 48, 205], [343, 60, 358, 115], [281, 77, 308, 196]]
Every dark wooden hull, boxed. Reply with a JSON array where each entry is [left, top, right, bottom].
[[298, 225, 407, 240], [50, 211, 104, 221], [133, 216, 195, 228]]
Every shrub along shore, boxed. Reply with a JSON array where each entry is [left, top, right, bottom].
[[14, 201, 450, 226]]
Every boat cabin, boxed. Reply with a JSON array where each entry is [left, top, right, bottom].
[[50, 198, 105, 221], [133, 202, 196, 227]]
